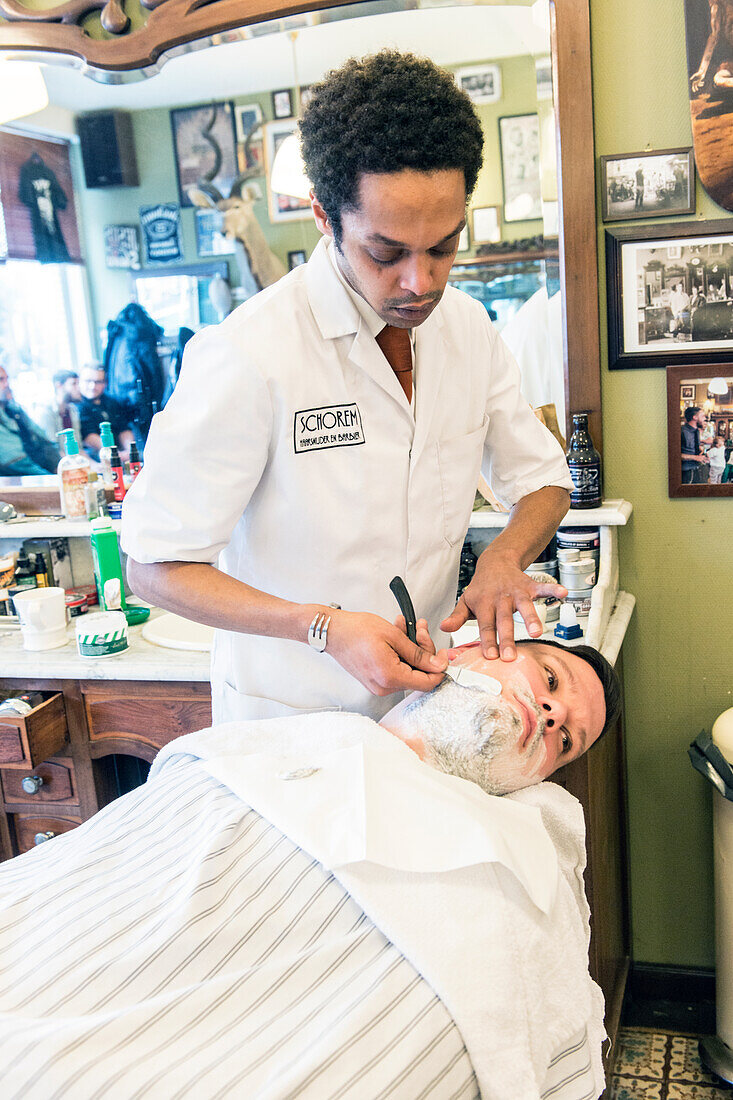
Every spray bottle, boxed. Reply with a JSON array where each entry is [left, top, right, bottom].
[[98, 421, 115, 489], [89, 517, 149, 625], [57, 429, 89, 521]]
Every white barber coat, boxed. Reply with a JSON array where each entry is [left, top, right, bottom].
[[122, 237, 571, 723]]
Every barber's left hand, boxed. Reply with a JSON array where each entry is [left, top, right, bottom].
[[440, 548, 566, 661]]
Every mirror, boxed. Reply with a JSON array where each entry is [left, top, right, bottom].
[[0, 0, 600, 481]]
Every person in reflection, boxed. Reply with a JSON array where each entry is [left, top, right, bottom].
[[681, 406, 710, 485], [0, 362, 60, 476], [33, 369, 83, 447], [124, 50, 574, 727], [77, 362, 135, 462]]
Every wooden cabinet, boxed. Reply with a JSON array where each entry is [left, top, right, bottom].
[[0, 678, 211, 860]]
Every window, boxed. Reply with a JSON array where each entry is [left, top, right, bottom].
[[0, 259, 93, 421]]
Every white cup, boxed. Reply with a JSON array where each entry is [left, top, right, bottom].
[[12, 587, 68, 651]]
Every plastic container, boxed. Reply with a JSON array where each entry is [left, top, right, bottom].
[[557, 527, 600, 571], [76, 611, 128, 658], [57, 429, 89, 521], [89, 517, 149, 625]]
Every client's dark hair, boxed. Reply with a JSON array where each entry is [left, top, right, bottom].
[[299, 49, 484, 245], [684, 406, 701, 423], [517, 638, 622, 743]]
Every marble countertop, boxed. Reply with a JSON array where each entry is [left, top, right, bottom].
[[0, 610, 211, 682]]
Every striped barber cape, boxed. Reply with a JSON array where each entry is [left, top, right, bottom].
[[0, 736, 601, 1099]]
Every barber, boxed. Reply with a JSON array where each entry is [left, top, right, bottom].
[[123, 50, 572, 724]]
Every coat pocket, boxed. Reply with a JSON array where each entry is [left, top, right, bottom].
[[436, 416, 489, 547]]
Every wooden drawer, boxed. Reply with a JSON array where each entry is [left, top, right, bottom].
[[1, 756, 77, 807], [13, 813, 81, 854], [84, 691, 211, 753], [0, 694, 68, 769]]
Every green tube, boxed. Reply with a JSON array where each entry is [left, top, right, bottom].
[[89, 517, 149, 625]]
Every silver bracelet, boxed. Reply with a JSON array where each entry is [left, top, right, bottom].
[[307, 612, 331, 652]]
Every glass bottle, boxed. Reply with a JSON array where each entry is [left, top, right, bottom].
[[566, 412, 601, 509]]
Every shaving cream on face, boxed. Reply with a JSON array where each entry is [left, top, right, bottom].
[[401, 675, 549, 795]]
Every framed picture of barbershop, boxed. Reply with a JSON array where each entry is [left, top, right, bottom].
[[606, 219, 733, 370], [666, 363, 733, 498]]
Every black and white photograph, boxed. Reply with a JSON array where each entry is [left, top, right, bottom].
[[606, 220, 733, 370], [499, 114, 542, 223], [600, 148, 695, 222], [271, 89, 293, 119], [471, 206, 501, 244], [287, 249, 307, 269], [170, 102, 238, 208], [454, 63, 501, 105], [667, 363, 733, 497]]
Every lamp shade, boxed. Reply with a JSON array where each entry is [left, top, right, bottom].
[[708, 377, 729, 396], [0, 61, 48, 125], [270, 133, 312, 201]]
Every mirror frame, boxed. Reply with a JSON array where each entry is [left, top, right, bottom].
[[0, 0, 601, 446]]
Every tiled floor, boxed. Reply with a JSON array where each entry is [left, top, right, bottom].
[[608, 1028, 733, 1098]]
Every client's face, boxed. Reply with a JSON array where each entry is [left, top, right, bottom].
[[381, 642, 606, 795]]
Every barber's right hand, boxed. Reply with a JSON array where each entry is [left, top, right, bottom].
[[325, 610, 448, 697]]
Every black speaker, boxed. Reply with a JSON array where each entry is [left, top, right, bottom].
[[76, 111, 139, 189]]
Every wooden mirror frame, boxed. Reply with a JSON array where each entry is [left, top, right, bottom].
[[0, 0, 601, 447]]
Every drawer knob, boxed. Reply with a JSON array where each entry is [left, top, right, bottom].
[[21, 776, 44, 795], [33, 831, 55, 845]]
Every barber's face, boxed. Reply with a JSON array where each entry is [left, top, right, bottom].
[[311, 168, 466, 329], [388, 642, 606, 795]]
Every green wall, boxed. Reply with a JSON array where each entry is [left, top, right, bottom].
[[75, 54, 545, 341], [591, 0, 733, 967]]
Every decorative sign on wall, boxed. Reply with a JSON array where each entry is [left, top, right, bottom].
[[685, 0, 733, 211], [195, 209, 236, 258], [139, 203, 182, 263], [103, 224, 141, 269]]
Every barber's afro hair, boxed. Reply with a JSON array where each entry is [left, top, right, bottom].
[[517, 638, 622, 744], [299, 49, 484, 244]]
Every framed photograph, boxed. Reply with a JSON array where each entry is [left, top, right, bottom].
[[601, 148, 695, 222], [666, 364, 733, 497], [499, 114, 542, 223], [194, 208, 236, 258], [288, 249, 307, 269], [606, 219, 733, 370], [681, 384, 696, 399], [264, 119, 312, 223], [271, 89, 293, 119], [170, 102, 237, 208], [455, 64, 501, 105], [103, 225, 140, 270], [234, 103, 264, 171], [471, 206, 501, 244], [299, 85, 314, 110]]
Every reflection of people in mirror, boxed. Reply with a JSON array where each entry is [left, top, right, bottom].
[[707, 437, 727, 482], [634, 164, 644, 209], [681, 405, 711, 483], [123, 50, 572, 726]]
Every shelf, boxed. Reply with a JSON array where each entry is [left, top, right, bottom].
[[468, 499, 632, 529], [0, 517, 121, 540]]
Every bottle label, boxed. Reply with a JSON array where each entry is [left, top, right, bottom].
[[129, 461, 142, 481], [61, 467, 88, 519], [568, 463, 601, 505], [111, 466, 126, 502]]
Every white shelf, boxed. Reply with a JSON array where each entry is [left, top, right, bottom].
[[0, 517, 121, 540], [468, 499, 632, 529]]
